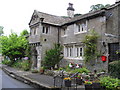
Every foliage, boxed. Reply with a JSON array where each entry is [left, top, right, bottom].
[[74, 13, 82, 17], [20, 29, 29, 36], [2, 59, 11, 65], [109, 60, 120, 79], [90, 4, 110, 12], [0, 26, 4, 36], [12, 60, 31, 71], [82, 30, 100, 63], [0, 32, 29, 65], [43, 43, 63, 69], [100, 76, 120, 90], [70, 67, 90, 74], [84, 81, 92, 84], [31, 69, 38, 73]]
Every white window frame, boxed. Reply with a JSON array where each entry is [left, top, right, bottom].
[[74, 21, 87, 34], [64, 45, 84, 60], [61, 28, 67, 37]]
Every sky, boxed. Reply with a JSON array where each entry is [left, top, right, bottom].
[[0, 0, 116, 36]]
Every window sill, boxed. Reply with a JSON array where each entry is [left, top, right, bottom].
[[61, 35, 67, 37], [64, 57, 83, 60], [74, 31, 87, 35]]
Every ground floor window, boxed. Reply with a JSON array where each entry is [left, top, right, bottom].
[[64, 45, 84, 59]]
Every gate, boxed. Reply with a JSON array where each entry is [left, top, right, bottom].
[[108, 43, 120, 62]]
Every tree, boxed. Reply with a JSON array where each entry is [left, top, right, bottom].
[[0, 26, 4, 36], [43, 43, 63, 69], [90, 4, 110, 12], [1, 32, 28, 65], [20, 29, 29, 36]]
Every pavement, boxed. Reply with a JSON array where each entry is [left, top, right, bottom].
[[1, 65, 85, 90]]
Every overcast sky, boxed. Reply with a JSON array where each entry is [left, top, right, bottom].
[[0, 0, 116, 36]]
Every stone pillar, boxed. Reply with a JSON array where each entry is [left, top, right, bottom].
[[36, 46, 42, 70]]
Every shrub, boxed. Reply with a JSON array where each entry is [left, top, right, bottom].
[[2, 59, 11, 65], [70, 67, 90, 74], [100, 76, 120, 90], [31, 69, 38, 73], [12, 60, 31, 71], [109, 60, 120, 79]]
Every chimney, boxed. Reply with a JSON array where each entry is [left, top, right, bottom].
[[116, 0, 120, 3], [67, 3, 75, 18]]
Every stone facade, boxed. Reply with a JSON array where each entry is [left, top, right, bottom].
[[28, 2, 120, 71]]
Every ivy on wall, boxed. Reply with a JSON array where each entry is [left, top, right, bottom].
[[83, 30, 100, 63]]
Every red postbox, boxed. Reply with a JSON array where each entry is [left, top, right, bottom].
[[101, 56, 107, 62]]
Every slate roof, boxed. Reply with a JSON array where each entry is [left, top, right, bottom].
[[30, 2, 120, 27], [36, 10, 70, 26]]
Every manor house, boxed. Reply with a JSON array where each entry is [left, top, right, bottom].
[[29, 1, 120, 71]]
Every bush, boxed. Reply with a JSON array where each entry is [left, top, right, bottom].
[[2, 59, 11, 65], [70, 67, 90, 74], [100, 76, 120, 90], [12, 60, 31, 71], [109, 60, 120, 79]]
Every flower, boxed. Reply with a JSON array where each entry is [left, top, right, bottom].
[[64, 77, 71, 80], [84, 80, 92, 84]]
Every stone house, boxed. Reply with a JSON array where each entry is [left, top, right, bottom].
[[28, 1, 120, 71]]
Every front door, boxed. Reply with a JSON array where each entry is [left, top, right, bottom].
[[108, 43, 120, 62]]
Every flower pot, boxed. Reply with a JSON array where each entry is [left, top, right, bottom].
[[76, 78, 83, 85], [64, 80, 71, 87], [85, 84, 92, 90], [40, 69, 44, 74], [92, 82, 101, 90]]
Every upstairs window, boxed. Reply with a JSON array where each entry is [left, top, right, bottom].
[[61, 28, 67, 37], [42, 26, 50, 34], [74, 21, 87, 34]]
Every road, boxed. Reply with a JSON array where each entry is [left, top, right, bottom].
[[0, 68, 33, 89]]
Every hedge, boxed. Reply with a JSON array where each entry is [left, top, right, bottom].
[[109, 60, 120, 79]]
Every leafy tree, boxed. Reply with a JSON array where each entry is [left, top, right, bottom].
[[1, 32, 28, 65], [74, 13, 82, 17], [90, 4, 110, 12], [43, 43, 63, 69], [20, 29, 29, 36], [0, 26, 4, 36]]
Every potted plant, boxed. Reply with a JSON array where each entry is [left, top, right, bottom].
[[31, 69, 38, 73], [76, 75, 83, 85], [64, 77, 71, 87], [84, 80, 92, 90], [40, 67, 44, 74], [92, 80, 101, 90]]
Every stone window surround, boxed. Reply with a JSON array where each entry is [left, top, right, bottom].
[[61, 27, 68, 37], [64, 44, 84, 60], [74, 20, 88, 34], [42, 25, 50, 34]]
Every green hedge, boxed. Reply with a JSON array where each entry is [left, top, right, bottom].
[[100, 76, 120, 90], [109, 60, 120, 79]]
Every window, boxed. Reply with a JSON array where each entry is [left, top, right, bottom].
[[61, 28, 67, 37], [65, 46, 73, 57], [75, 46, 83, 57], [74, 21, 87, 34], [42, 26, 50, 34], [64, 45, 83, 59]]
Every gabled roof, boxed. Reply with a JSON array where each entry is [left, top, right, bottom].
[[29, 2, 120, 27], [62, 9, 106, 26], [29, 10, 70, 26]]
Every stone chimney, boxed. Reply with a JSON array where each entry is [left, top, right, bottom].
[[67, 3, 75, 18], [116, 0, 120, 3]]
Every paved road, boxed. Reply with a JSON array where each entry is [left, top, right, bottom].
[[0, 68, 33, 89]]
